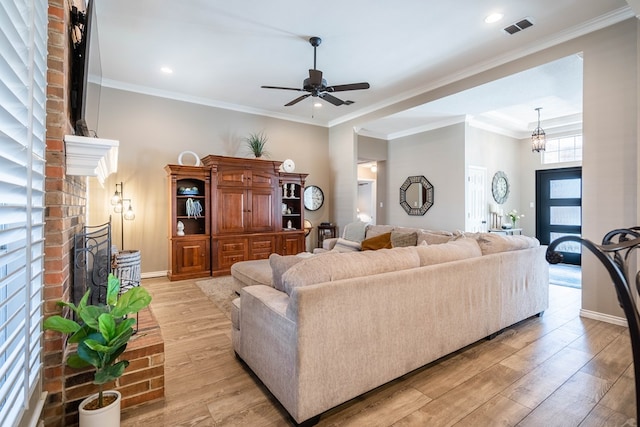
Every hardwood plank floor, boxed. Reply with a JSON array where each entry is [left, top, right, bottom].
[[121, 278, 636, 427]]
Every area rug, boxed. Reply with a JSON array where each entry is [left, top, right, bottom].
[[195, 276, 237, 319], [549, 264, 582, 289]]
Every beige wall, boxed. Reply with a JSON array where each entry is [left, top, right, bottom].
[[581, 19, 638, 320], [89, 87, 329, 274], [386, 123, 466, 230]]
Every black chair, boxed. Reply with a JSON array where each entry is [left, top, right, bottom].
[[546, 227, 640, 421]]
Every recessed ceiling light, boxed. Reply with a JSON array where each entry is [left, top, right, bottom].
[[160, 67, 173, 74], [314, 102, 322, 108], [485, 13, 504, 24]]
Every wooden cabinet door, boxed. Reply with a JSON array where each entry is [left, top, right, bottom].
[[172, 237, 210, 278], [248, 188, 274, 232], [281, 233, 304, 255], [216, 187, 247, 233]]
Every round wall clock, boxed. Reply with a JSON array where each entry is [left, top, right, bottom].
[[303, 185, 324, 211], [492, 171, 510, 204]]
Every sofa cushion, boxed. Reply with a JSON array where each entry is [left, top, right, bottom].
[[475, 233, 540, 255], [365, 225, 394, 238], [361, 232, 392, 250], [415, 237, 482, 266], [230, 259, 273, 287], [332, 237, 362, 252], [282, 246, 420, 295], [417, 230, 454, 245], [391, 230, 418, 247], [269, 254, 305, 292]]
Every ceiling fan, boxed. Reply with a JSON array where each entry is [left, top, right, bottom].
[[261, 36, 370, 107]]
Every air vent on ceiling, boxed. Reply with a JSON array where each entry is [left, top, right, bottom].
[[503, 18, 534, 35]]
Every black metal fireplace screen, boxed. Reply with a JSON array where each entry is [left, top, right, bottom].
[[73, 220, 112, 306]]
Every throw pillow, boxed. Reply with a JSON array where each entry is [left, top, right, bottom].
[[391, 231, 418, 247], [269, 253, 305, 292], [332, 237, 362, 252], [361, 232, 392, 250], [342, 221, 368, 243]]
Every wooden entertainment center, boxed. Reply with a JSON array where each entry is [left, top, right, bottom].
[[166, 155, 307, 280]]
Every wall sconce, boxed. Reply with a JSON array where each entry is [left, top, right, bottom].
[[110, 182, 135, 249], [531, 107, 546, 152]]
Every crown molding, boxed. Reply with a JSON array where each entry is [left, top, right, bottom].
[[99, 78, 329, 128]]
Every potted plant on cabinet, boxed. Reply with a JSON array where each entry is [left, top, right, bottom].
[[244, 131, 269, 158], [43, 273, 152, 427]]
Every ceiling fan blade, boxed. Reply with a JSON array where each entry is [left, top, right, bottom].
[[319, 93, 345, 106], [309, 69, 323, 86], [326, 82, 370, 92], [261, 85, 305, 92], [285, 93, 311, 106]]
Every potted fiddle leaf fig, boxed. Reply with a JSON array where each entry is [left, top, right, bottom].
[[244, 131, 269, 158], [43, 273, 152, 427]]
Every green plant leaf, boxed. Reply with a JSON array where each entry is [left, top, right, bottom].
[[43, 316, 81, 334], [108, 328, 133, 352], [104, 343, 128, 366], [98, 313, 116, 342], [78, 305, 104, 330], [111, 287, 151, 317], [84, 338, 113, 354], [68, 324, 93, 344], [94, 360, 129, 385], [67, 353, 91, 369], [77, 339, 103, 369], [107, 273, 120, 306]]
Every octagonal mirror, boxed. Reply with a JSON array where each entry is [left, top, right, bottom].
[[400, 175, 434, 216]]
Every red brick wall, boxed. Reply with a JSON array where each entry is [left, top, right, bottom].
[[43, 1, 85, 425], [42, 1, 164, 425]]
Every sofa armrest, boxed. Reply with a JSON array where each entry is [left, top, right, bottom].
[[322, 237, 338, 250]]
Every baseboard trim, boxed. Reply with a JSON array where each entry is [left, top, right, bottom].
[[141, 270, 168, 279], [580, 309, 628, 327]]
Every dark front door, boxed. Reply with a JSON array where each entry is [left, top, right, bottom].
[[536, 167, 582, 265]]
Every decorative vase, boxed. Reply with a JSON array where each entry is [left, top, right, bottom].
[[79, 390, 121, 427]]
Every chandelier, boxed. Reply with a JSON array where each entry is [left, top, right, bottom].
[[531, 107, 546, 152]]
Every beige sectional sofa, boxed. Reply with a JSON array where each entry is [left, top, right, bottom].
[[230, 226, 549, 425]]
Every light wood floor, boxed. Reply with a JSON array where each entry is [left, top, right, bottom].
[[121, 277, 636, 426]]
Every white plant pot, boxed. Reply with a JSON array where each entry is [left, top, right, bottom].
[[79, 390, 121, 427]]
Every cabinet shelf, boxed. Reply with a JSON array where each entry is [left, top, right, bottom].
[[166, 164, 211, 281]]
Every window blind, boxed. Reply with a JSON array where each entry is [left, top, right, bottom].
[[0, 0, 47, 426]]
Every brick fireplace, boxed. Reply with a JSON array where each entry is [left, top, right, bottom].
[[42, 1, 164, 425]]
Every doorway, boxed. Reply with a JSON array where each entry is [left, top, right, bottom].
[[536, 167, 582, 265], [357, 180, 376, 224], [467, 166, 487, 232]]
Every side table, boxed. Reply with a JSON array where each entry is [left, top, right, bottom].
[[317, 224, 337, 248]]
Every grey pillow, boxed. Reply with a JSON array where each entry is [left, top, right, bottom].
[[391, 231, 418, 247], [269, 253, 304, 292], [343, 221, 368, 242]]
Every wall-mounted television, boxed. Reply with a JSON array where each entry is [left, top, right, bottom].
[[69, 0, 102, 137]]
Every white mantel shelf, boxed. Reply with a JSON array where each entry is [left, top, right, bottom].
[[64, 134, 119, 184]]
